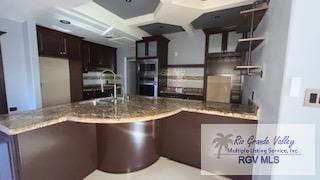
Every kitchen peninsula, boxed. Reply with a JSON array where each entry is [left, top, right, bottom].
[[0, 96, 258, 180]]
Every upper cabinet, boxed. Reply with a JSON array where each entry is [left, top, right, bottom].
[[37, 26, 67, 58], [148, 41, 158, 57], [137, 42, 146, 58], [205, 29, 242, 54], [66, 36, 82, 60], [37, 26, 81, 60], [227, 31, 242, 52], [136, 36, 167, 59], [82, 41, 117, 72], [37, 26, 117, 72], [208, 33, 223, 53]]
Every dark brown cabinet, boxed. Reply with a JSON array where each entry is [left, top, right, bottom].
[[136, 36, 169, 97], [37, 26, 83, 102], [37, 26, 67, 58], [66, 36, 82, 60], [37, 26, 82, 60], [82, 41, 117, 72], [203, 28, 242, 54], [36, 26, 117, 103]]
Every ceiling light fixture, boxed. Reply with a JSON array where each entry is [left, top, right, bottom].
[[59, 20, 71, 24], [125, 0, 132, 2]]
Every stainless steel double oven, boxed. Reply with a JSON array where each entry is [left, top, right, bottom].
[[137, 59, 158, 97]]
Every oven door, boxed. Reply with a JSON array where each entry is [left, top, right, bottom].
[[137, 59, 158, 72], [137, 59, 159, 97], [138, 82, 158, 97]]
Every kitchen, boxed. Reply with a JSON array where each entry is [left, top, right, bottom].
[[0, 0, 319, 180]]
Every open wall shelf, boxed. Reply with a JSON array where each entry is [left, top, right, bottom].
[[237, 3, 269, 33], [235, 65, 262, 70], [235, 65, 263, 78], [236, 37, 265, 52]]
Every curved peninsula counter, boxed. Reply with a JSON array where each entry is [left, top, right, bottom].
[[0, 96, 258, 180]]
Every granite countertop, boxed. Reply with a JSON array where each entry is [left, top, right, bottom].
[[83, 84, 121, 92], [160, 90, 204, 96], [0, 96, 259, 135]]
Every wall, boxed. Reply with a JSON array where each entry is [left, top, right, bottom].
[[164, 30, 205, 65], [273, 0, 320, 179], [116, 46, 135, 77], [242, 0, 320, 179], [0, 18, 41, 112], [242, 0, 292, 123]]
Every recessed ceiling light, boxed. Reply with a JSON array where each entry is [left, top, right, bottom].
[[125, 0, 132, 2], [60, 20, 71, 24]]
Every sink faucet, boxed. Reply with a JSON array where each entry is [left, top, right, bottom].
[[100, 69, 117, 99]]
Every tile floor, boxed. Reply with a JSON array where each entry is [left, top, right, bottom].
[[85, 157, 230, 180]]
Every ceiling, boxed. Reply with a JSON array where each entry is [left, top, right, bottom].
[[139, 23, 184, 36], [93, 0, 160, 19], [0, 0, 255, 47], [192, 5, 252, 30]]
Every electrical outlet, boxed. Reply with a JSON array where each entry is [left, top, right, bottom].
[[304, 89, 320, 107]]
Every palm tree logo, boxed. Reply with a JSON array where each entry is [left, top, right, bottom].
[[212, 133, 233, 159]]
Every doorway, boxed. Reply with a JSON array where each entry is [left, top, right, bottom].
[[124, 57, 136, 95]]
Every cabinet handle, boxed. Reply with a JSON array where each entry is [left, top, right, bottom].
[[64, 39, 67, 55]]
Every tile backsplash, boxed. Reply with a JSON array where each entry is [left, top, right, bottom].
[[83, 72, 122, 87], [166, 67, 204, 89]]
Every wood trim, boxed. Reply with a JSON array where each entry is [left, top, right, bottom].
[[203, 32, 210, 100], [236, 37, 265, 52], [222, 32, 228, 51], [167, 64, 204, 68], [0, 41, 8, 114], [203, 25, 237, 35]]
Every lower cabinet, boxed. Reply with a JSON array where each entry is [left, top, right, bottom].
[[158, 112, 256, 180], [0, 113, 256, 180]]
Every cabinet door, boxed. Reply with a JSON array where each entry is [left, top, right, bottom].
[[137, 42, 146, 58], [82, 42, 92, 72], [227, 31, 242, 52], [66, 36, 81, 60], [148, 41, 157, 57], [91, 44, 103, 67], [101, 46, 117, 71], [37, 29, 64, 57], [69, 59, 83, 102], [208, 33, 223, 53]]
